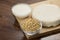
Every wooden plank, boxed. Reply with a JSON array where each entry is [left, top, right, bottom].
[[16, 1, 60, 39]]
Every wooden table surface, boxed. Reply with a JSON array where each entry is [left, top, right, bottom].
[[0, 0, 60, 40]]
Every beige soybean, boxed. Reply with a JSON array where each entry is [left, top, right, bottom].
[[20, 18, 41, 32]]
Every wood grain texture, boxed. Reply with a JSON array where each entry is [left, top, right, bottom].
[[0, 0, 60, 40], [16, 1, 60, 39]]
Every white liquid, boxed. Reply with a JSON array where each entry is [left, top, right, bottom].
[[12, 4, 31, 18], [32, 4, 60, 27]]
